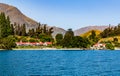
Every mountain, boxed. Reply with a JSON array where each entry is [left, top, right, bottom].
[[0, 3, 38, 28], [74, 26, 109, 36], [0, 3, 66, 37]]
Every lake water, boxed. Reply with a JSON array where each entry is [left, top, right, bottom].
[[0, 50, 120, 76]]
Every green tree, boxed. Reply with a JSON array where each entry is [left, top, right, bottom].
[[43, 24, 47, 34], [72, 36, 90, 48], [6, 16, 12, 35], [0, 12, 16, 49], [55, 34, 63, 46], [29, 39, 36, 42], [62, 29, 74, 47], [38, 33, 53, 42], [14, 22, 18, 35], [36, 23, 42, 37], [17, 24, 21, 36], [21, 24, 26, 36], [0, 36, 16, 50], [0, 12, 12, 38], [21, 37, 28, 42], [28, 29, 35, 37], [89, 30, 96, 40], [48, 27, 54, 36], [11, 24, 14, 35], [0, 12, 7, 38], [106, 43, 114, 50], [100, 25, 116, 38], [89, 30, 100, 44]]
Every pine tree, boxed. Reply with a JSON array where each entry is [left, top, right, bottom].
[[14, 22, 17, 35], [17, 24, 21, 36], [43, 24, 47, 34], [0, 12, 7, 38], [11, 24, 14, 35], [55, 34, 63, 46], [6, 16, 12, 35], [21, 24, 26, 36], [28, 28, 35, 37], [36, 23, 41, 37], [0, 12, 11, 38], [89, 30, 96, 40], [48, 27, 53, 36], [62, 29, 74, 47]]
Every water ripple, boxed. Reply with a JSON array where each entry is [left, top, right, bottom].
[[0, 50, 120, 76]]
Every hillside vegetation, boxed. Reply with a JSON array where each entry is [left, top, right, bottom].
[[99, 36, 120, 43], [80, 30, 101, 37]]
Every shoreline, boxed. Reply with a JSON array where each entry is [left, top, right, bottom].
[[0, 48, 120, 51], [12, 48, 85, 51], [0, 47, 119, 51]]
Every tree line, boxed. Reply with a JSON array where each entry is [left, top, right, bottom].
[[13, 23, 54, 37], [55, 29, 91, 48], [0, 12, 54, 49], [0, 12, 16, 49], [100, 24, 120, 38], [12, 23, 54, 42], [0, 12, 12, 38]]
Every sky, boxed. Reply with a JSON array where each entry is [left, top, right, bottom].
[[0, 0, 120, 30]]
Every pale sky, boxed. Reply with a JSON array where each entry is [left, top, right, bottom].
[[0, 0, 120, 30]]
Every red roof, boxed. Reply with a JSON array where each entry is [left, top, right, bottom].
[[46, 42, 52, 45], [16, 42, 52, 45]]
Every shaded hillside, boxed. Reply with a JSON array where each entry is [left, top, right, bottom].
[[80, 30, 102, 37], [0, 3, 66, 37], [74, 26, 109, 36]]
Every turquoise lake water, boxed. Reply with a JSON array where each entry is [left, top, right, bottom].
[[0, 50, 120, 76]]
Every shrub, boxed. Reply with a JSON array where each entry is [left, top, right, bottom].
[[29, 39, 36, 42], [21, 37, 28, 42], [106, 43, 115, 50], [0, 36, 16, 50], [113, 38, 118, 43]]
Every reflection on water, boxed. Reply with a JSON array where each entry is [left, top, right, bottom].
[[0, 50, 120, 76]]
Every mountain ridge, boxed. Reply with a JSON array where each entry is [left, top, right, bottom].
[[74, 26, 109, 36]]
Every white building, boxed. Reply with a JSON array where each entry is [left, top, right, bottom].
[[91, 43, 106, 50]]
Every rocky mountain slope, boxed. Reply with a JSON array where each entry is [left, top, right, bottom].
[[0, 3, 66, 37]]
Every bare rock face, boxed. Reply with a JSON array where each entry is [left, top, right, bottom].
[[0, 3, 66, 37], [74, 26, 109, 36]]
